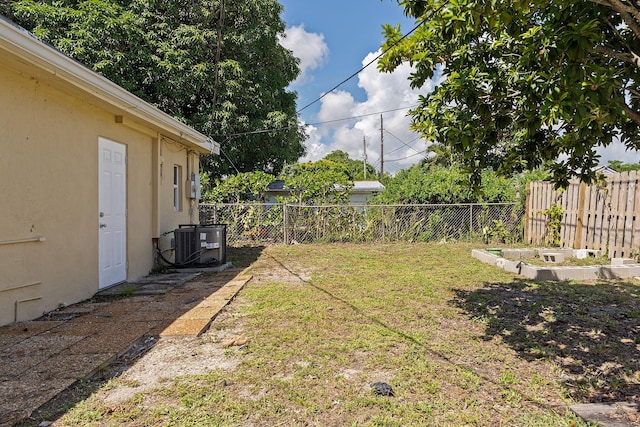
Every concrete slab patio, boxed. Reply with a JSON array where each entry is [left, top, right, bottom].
[[0, 266, 252, 426]]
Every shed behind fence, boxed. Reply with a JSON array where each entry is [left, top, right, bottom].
[[525, 171, 640, 258]]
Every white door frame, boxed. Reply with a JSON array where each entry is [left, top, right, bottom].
[[98, 137, 127, 288]]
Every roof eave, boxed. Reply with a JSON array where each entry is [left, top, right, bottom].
[[0, 17, 219, 155]]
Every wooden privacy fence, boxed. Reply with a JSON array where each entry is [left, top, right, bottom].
[[525, 171, 640, 258]]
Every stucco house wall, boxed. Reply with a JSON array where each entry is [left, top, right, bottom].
[[0, 18, 218, 326]]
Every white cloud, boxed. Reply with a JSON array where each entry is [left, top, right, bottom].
[[317, 91, 356, 127], [279, 25, 329, 84], [299, 122, 331, 161], [300, 51, 436, 174]]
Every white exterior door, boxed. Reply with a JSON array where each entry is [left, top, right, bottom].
[[98, 138, 127, 289]]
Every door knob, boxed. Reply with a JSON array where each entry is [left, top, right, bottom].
[[99, 223, 108, 228]]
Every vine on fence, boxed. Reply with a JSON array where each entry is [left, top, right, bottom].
[[541, 203, 563, 247], [201, 203, 524, 246]]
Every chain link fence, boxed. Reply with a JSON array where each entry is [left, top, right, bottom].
[[200, 203, 524, 246]]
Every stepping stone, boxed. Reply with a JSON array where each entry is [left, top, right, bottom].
[[571, 402, 640, 426]]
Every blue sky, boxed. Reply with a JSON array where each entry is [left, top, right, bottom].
[[278, 0, 637, 173], [279, 0, 413, 113], [278, 0, 429, 174]]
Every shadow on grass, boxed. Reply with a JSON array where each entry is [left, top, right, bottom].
[[15, 335, 159, 426], [453, 279, 640, 403], [226, 245, 266, 269]]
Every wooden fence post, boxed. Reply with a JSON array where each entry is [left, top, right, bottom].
[[524, 182, 532, 243], [574, 182, 587, 249]]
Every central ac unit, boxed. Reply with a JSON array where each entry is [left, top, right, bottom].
[[174, 226, 198, 265], [173, 224, 227, 266], [198, 225, 227, 264]]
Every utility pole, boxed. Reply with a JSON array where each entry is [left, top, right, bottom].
[[363, 137, 367, 180], [380, 114, 384, 176]]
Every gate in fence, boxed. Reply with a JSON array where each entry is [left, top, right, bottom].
[[199, 203, 524, 246]]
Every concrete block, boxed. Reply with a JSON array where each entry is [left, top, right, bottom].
[[581, 267, 602, 281], [519, 249, 537, 259], [573, 249, 602, 259], [538, 248, 574, 257], [606, 265, 640, 279], [495, 257, 524, 274], [542, 252, 565, 263], [611, 258, 636, 266], [520, 264, 602, 281], [499, 249, 518, 259], [471, 249, 499, 265], [503, 260, 524, 274], [517, 263, 545, 280], [501, 249, 536, 259], [471, 246, 640, 281], [532, 267, 560, 281], [574, 249, 588, 259], [624, 266, 640, 276], [559, 267, 592, 281]]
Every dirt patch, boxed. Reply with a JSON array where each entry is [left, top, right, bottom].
[[98, 334, 240, 406], [78, 254, 306, 414]]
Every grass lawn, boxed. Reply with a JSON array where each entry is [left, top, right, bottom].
[[59, 242, 640, 426]]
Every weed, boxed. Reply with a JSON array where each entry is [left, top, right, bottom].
[[541, 203, 563, 246], [499, 370, 519, 387], [120, 284, 137, 296]]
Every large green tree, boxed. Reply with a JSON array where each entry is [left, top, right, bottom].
[[372, 164, 518, 204], [279, 160, 353, 205], [6, 0, 305, 178], [380, 0, 640, 187], [607, 159, 640, 171], [201, 171, 275, 203], [322, 150, 379, 181]]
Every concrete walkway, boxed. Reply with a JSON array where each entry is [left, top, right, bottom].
[[0, 266, 251, 426]]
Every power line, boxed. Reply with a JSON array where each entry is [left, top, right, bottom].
[[305, 104, 418, 127], [295, 14, 431, 114], [217, 104, 418, 138], [220, 146, 240, 174], [370, 131, 426, 168], [385, 139, 423, 158], [384, 130, 425, 158], [385, 149, 429, 163]]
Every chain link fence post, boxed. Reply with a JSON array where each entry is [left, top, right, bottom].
[[283, 204, 289, 245], [469, 204, 473, 240], [381, 206, 385, 242]]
